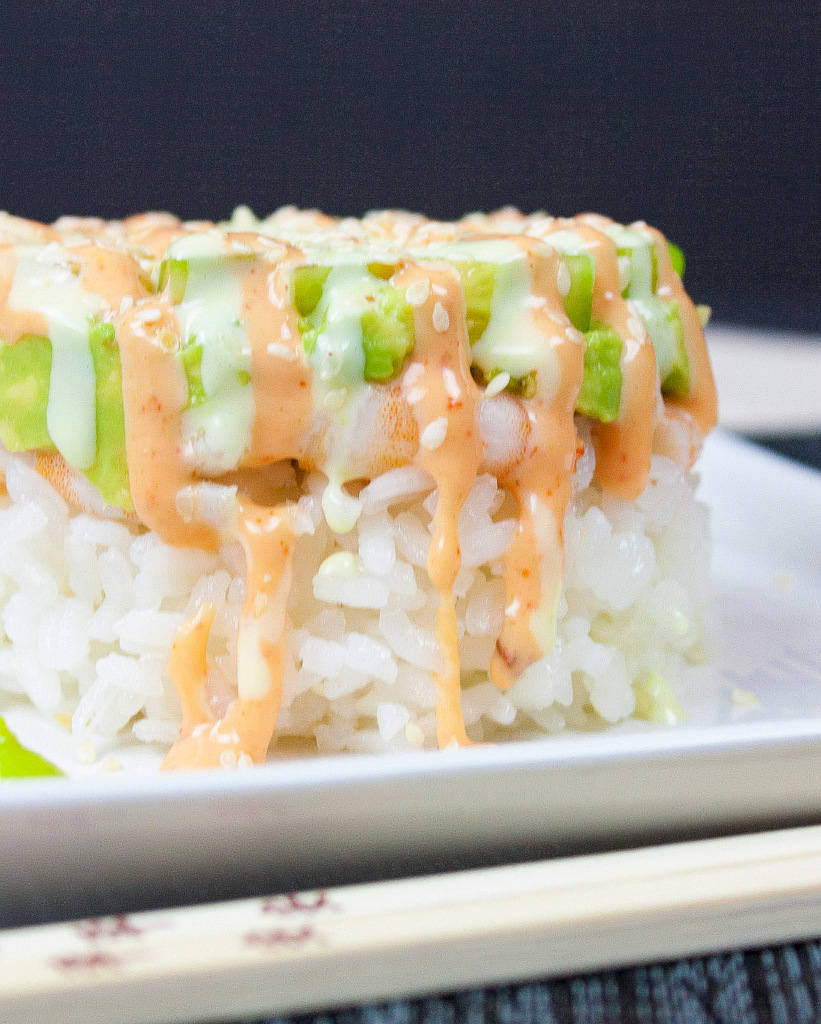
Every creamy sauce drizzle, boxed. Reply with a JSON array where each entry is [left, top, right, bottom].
[[396, 262, 481, 746]]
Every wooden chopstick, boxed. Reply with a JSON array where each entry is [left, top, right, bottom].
[[3, 822, 821, 1024]]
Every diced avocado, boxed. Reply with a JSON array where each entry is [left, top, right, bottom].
[[634, 670, 686, 725], [181, 341, 207, 407], [667, 241, 685, 279], [470, 365, 537, 400], [506, 370, 537, 400], [181, 339, 250, 406], [367, 262, 397, 281], [292, 265, 331, 318], [0, 716, 63, 778], [84, 320, 132, 511], [577, 326, 623, 423], [455, 261, 497, 344], [618, 238, 657, 299], [157, 258, 189, 304], [562, 252, 595, 332], [631, 297, 690, 399], [0, 323, 132, 510], [0, 334, 55, 452], [361, 286, 416, 382]]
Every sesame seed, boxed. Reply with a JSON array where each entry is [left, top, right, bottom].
[[556, 260, 571, 296], [253, 592, 268, 617], [323, 387, 348, 411], [103, 757, 122, 772], [266, 341, 297, 361], [484, 372, 510, 398], [432, 283, 447, 296], [404, 721, 425, 747], [403, 361, 425, 387], [657, 285, 672, 297], [605, 290, 615, 301], [442, 367, 461, 400], [280, 322, 292, 340], [134, 307, 161, 325], [220, 749, 239, 769], [238, 752, 254, 768], [405, 278, 430, 307], [432, 302, 449, 332], [420, 417, 448, 450], [406, 385, 426, 405], [78, 738, 97, 764], [119, 295, 134, 315], [627, 316, 645, 340]]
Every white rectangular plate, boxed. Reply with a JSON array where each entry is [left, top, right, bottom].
[[1, 430, 821, 927]]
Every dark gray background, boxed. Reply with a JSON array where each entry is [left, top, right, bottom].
[[0, 0, 818, 329]]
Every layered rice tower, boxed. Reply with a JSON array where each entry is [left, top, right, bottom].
[[0, 207, 717, 769]]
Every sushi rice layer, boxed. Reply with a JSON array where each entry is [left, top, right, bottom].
[[0, 421, 713, 760]]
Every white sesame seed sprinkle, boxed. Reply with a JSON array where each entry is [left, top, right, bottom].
[[627, 316, 645, 340], [432, 283, 447, 296], [133, 307, 161, 325], [406, 385, 426, 405], [403, 362, 425, 387], [280, 322, 292, 340], [220, 749, 239, 769], [658, 285, 672, 297], [432, 302, 449, 333], [405, 278, 430, 307], [119, 295, 134, 315], [556, 260, 571, 296], [266, 341, 297, 361], [442, 367, 461, 401], [484, 372, 510, 398], [78, 738, 96, 764], [420, 417, 448, 450], [605, 291, 615, 301]]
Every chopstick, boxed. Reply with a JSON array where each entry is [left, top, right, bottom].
[[3, 823, 821, 1024]]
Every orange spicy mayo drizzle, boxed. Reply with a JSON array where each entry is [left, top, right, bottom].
[[643, 223, 718, 438], [162, 500, 297, 769], [487, 238, 585, 690], [396, 262, 481, 747], [571, 218, 658, 500]]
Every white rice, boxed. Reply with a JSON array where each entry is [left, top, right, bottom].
[[0, 428, 714, 757]]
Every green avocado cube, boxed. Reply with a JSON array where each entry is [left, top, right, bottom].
[[367, 262, 398, 281], [619, 238, 657, 299], [667, 241, 686, 279], [84, 320, 132, 511], [455, 262, 496, 345], [0, 716, 63, 778], [0, 323, 132, 511], [292, 265, 331, 318], [562, 252, 595, 332], [0, 333, 55, 452], [158, 258, 189, 304], [577, 326, 623, 423], [469, 365, 537, 400], [631, 297, 690, 399], [361, 286, 416, 382], [181, 341, 207, 407]]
